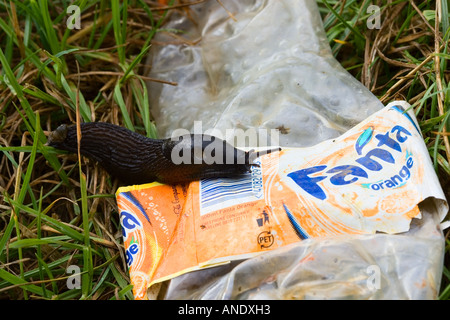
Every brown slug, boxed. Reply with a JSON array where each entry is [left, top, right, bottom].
[[47, 122, 281, 185]]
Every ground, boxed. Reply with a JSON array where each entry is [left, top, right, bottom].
[[0, 0, 448, 300]]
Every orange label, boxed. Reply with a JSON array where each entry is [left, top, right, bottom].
[[116, 102, 448, 299]]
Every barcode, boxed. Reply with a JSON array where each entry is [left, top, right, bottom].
[[199, 164, 263, 215]]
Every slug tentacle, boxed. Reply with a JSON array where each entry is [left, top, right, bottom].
[[47, 122, 281, 185]]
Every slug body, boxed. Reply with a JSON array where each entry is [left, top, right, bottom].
[[47, 122, 280, 185]]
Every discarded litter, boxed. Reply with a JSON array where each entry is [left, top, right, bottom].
[[116, 0, 449, 299], [117, 102, 448, 299]]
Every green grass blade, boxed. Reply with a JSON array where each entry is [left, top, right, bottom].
[[0, 210, 15, 261], [0, 253, 81, 290], [102, 246, 134, 300], [110, 284, 134, 300], [36, 188, 49, 299], [0, 268, 53, 297], [8, 238, 89, 252], [0, 17, 57, 83], [8, 111, 41, 298], [34, 253, 57, 296], [321, 0, 365, 41], [0, 47, 70, 185], [16, 112, 40, 205], [0, 47, 35, 128], [60, 75, 92, 122], [36, 0, 61, 55], [113, 83, 134, 131], [111, 0, 125, 65], [79, 170, 93, 299], [5, 196, 86, 243], [119, 44, 151, 85]]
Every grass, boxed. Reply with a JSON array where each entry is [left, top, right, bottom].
[[0, 0, 449, 300]]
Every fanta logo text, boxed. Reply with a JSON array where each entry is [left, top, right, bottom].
[[126, 241, 139, 267], [121, 211, 142, 240], [366, 155, 413, 191], [288, 125, 412, 200]]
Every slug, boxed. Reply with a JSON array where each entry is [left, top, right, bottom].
[[47, 122, 280, 185]]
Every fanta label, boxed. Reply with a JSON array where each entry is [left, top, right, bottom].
[[116, 101, 448, 299]]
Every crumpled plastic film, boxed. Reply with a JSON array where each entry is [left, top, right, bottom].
[[146, 0, 384, 147], [144, 0, 447, 299], [163, 201, 444, 300]]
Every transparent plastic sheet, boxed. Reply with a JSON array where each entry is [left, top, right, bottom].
[[144, 0, 447, 299], [146, 0, 384, 147], [163, 202, 444, 300]]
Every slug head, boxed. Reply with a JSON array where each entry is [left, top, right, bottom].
[[47, 124, 70, 148]]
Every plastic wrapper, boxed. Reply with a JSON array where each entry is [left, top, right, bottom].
[[163, 207, 444, 300], [117, 103, 447, 299], [146, 0, 384, 147], [130, 0, 449, 299]]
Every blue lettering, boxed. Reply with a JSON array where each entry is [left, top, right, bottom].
[[129, 243, 139, 254], [287, 166, 328, 200], [126, 243, 139, 267], [384, 179, 395, 188], [288, 126, 415, 200], [392, 125, 411, 143], [371, 184, 380, 190], [368, 161, 413, 190], [406, 155, 413, 168], [121, 211, 142, 238], [399, 165, 411, 180], [126, 249, 133, 266], [375, 131, 401, 152], [355, 148, 395, 171], [391, 174, 403, 185], [326, 165, 369, 185]]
